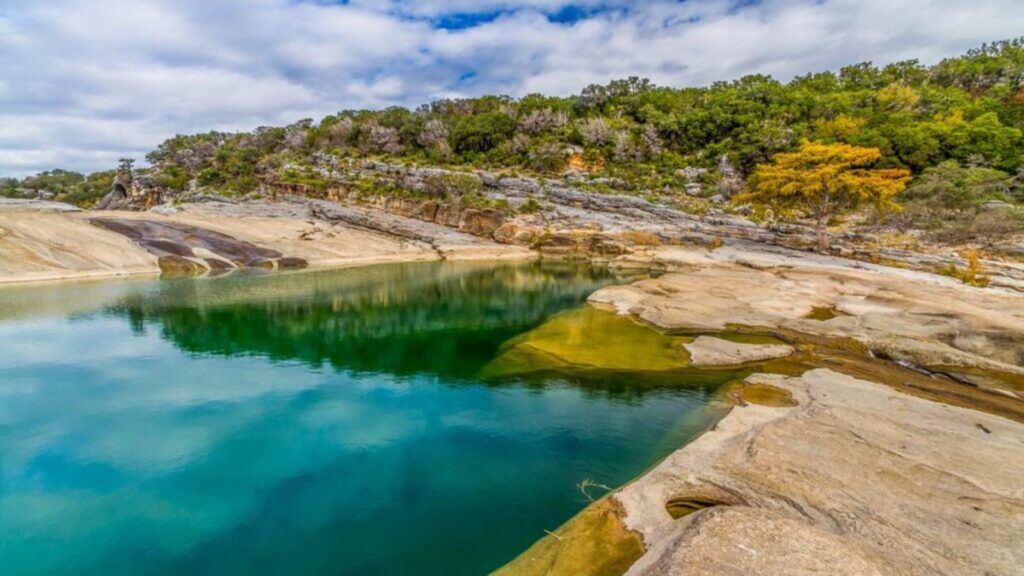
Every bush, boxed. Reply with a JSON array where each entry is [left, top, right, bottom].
[[451, 112, 516, 155], [619, 230, 663, 246], [939, 249, 991, 287], [518, 197, 542, 214], [422, 173, 483, 199], [527, 142, 567, 173]]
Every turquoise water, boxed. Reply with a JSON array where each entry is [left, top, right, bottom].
[[0, 262, 728, 575]]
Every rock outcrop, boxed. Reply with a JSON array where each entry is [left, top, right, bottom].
[[259, 160, 1024, 288], [90, 217, 307, 275], [500, 241, 1024, 576], [618, 369, 1024, 576], [592, 246, 1024, 408], [96, 174, 163, 211]]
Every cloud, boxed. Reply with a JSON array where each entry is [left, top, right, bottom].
[[1, 0, 1023, 175]]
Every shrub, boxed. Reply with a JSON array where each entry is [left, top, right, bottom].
[[422, 173, 483, 198], [451, 112, 516, 155], [518, 197, 542, 214], [619, 230, 663, 246], [939, 249, 991, 287], [528, 142, 567, 173]]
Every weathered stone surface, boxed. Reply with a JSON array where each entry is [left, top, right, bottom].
[[90, 217, 307, 275], [587, 234, 632, 257], [0, 198, 81, 212], [0, 209, 158, 283], [592, 245, 1024, 398], [149, 202, 181, 216], [537, 233, 581, 257], [617, 369, 1024, 576], [157, 255, 207, 276], [97, 174, 162, 211], [458, 208, 505, 237], [683, 336, 794, 366], [434, 204, 463, 227], [493, 223, 539, 246], [306, 199, 531, 261]]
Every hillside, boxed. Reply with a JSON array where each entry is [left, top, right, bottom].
[[3, 39, 1024, 253]]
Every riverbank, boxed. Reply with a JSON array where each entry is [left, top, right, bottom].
[[499, 244, 1024, 576], [3, 198, 1023, 575], [0, 199, 531, 285]]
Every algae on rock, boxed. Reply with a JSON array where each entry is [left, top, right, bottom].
[[481, 306, 691, 378]]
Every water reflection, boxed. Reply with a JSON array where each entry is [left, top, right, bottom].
[[0, 261, 731, 576], [105, 261, 631, 379]]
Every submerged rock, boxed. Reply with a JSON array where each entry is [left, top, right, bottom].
[[494, 499, 643, 576], [481, 306, 690, 378]]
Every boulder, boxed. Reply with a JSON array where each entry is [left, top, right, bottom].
[[158, 255, 208, 276], [586, 234, 632, 257], [458, 209, 506, 237], [537, 233, 580, 257], [683, 336, 794, 367], [494, 223, 539, 246]]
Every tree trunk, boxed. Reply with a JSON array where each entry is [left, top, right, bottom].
[[815, 219, 828, 253], [814, 196, 830, 253]]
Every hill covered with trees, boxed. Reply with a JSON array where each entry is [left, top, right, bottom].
[[4, 39, 1024, 245]]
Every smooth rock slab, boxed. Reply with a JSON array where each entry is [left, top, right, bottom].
[[90, 217, 308, 274], [683, 336, 794, 367], [618, 369, 1024, 576], [0, 198, 80, 212]]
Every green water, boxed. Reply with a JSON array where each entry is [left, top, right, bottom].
[[0, 262, 734, 575]]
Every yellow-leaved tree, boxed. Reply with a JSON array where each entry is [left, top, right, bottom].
[[742, 141, 911, 252]]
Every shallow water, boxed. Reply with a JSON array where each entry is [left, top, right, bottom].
[[0, 262, 735, 575]]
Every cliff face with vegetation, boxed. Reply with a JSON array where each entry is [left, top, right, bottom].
[[4, 39, 1024, 251]]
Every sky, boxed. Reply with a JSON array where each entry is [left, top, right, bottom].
[[1, 0, 1023, 177]]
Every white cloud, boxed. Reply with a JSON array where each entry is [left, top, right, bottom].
[[1, 0, 1023, 175]]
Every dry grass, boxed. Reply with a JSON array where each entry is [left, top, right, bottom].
[[619, 230, 663, 246], [939, 248, 991, 288]]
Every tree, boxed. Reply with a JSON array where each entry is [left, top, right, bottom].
[[450, 112, 516, 155], [742, 141, 911, 252], [118, 158, 135, 176]]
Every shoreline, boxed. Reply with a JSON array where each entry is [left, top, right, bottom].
[[497, 245, 1024, 575], [0, 205, 535, 287], [4, 202, 1024, 575]]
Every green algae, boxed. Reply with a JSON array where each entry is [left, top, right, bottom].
[[496, 305, 1024, 576], [804, 306, 846, 321], [493, 498, 644, 576], [481, 306, 692, 378], [726, 381, 799, 407]]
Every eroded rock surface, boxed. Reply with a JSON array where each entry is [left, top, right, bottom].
[[683, 336, 794, 367], [0, 198, 81, 212], [619, 370, 1024, 576], [90, 217, 307, 275], [592, 246, 1024, 397]]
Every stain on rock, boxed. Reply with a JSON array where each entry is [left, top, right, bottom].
[[90, 217, 307, 277]]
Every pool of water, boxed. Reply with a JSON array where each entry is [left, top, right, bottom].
[[0, 261, 734, 575]]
